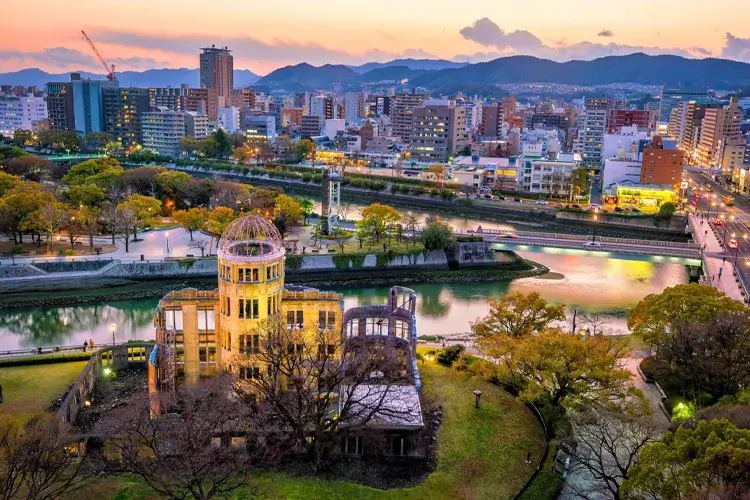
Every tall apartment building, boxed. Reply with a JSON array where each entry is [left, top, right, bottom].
[[293, 92, 310, 114], [410, 100, 467, 162], [696, 97, 742, 167], [501, 94, 516, 118], [310, 95, 335, 119], [607, 109, 652, 134], [720, 139, 746, 177], [576, 107, 608, 167], [281, 108, 303, 127], [300, 115, 322, 138], [199, 46, 233, 106], [0, 95, 48, 136], [231, 89, 256, 110], [186, 87, 218, 121], [481, 103, 502, 137], [103, 87, 150, 147], [641, 136, 684, 186], [344, 92, 365, 124], [678, 100, 722, 158], [149, 86, 189, 111], [389, 93, 427, 141], [658, 87, 709, 123], [141, 109, 187, 158], [45, 82, 74, 132], [217, 106, 241, 133], [71, 72, 118, 134], [516, 153, 582, 196]]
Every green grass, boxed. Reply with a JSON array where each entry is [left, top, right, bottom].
[[0, 361, 88, 422], [75, 362, 545, 500], [609, 335, 650, 351]]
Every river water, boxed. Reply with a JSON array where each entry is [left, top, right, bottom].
[[0, 250, 690, 351]]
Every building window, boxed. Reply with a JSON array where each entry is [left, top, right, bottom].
[[287, 343, 304, 354], [239, 366, 260, 380], [318, 343, 336, 356], [239, 299, 259, 319], [239, 268, 259, 282], [197, 309, 216, 331], [287, 311, 303, 329], [318, 311, 336, 330], [240, 334, 260, 354], [344, 436, 363, 455], [390, 436, 412, 456], [164, 309, 184, 331]]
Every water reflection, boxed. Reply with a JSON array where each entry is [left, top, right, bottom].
[[0, 253, 689, 350]]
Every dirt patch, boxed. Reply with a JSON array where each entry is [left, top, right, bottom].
[[535, 272, 565, 280]]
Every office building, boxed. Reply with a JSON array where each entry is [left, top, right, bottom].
[[185, 111, 209, 140], [0, 95, 47, 136], [641, 136, 684, 186], [300, 115, 323, 138], [389, 93, 427, 141], [245, 115, 277, 144], [45, 82, 74, 132], [410, 100, 467, 162], [231, 89, 255, 110], [516, 153, 583, 196], [602, 126, 650, 162], [607, 109, 652, 134], [149, 86, 189, 112], [71, 72, 118, 134], [658, 87, 709, 123], [218, 106, 241, 134], [199, 45, 233, 105], [603, 157, 643, 188], [696, 97, 742, 168], [103, 87, 150, 147]]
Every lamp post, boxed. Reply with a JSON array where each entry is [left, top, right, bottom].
[[165, 231, 170, 253], [473, 389, 482, 409], [110, 323, 116, 346]]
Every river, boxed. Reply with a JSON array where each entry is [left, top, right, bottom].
[[0, 251, 689, 351]]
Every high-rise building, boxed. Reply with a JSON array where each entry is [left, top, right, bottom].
[[300, 115, 322, 138], [390, 93, 427, 141], [199, 46, 233, 105], [310, 95, 334, 119], [149, 86, 189, 112], [45, 82, 74, 132], [70, 72, 118, 134], [281, 108, 303, 127], [576, 105, 609, 167], [679, 100, 722, 159], [185, 111, 209, 140], [658, 87, 709, 123], [0, 95, 48, 136], [607, 109, 652, 133], [231, 89, 255, 110], [481, 102, 502, 137], [501, 94, 516, 118], [410, 100, 467, 162], [218, 106, 241, 134], [344, 92, 365, 124], [141, 109, 187, 158], [696, 97, 742, 167], [641, 136, 684, 186], [245, 116, 277, 144], [103, 87, 150, 147], [186, 87, 218, 121]]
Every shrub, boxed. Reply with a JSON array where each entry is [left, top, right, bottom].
[[457, 198, 473, 206], [437, 345, 465, 366], [413, 186, 426, 195], [429, 189, 439, 197], [285, 254, 302, 271]]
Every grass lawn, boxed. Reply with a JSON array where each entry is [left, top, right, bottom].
[[315, 237, 426, 256], [609, 334, 650, 351], [78, 361, 545, 500], [0, 361, 88, 422]]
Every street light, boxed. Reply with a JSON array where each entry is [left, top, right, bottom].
[[165, 231, 170, 253], [110, 323, 116, 346], [473, 390, 482, 409]]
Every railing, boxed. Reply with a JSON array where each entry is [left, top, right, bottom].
[[733, 262, 750, 304], [489, 238, 701, 258], [0, 344, 92, 358], [463, 229, 699, 249]]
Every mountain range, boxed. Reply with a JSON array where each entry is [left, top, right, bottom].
[[0, 68, 260, 89], [4, 54, 750, 93]]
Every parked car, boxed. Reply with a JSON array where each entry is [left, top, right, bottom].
[[583, 241, 602, 247], [537, 199, 548, 205], [513, 197, 521, 202], [727, 239, 739, 249], [713, 219, 724, 227], [589, 203, 600, 209]]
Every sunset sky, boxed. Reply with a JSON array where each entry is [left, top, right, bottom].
[[2, 0, 750, 75]]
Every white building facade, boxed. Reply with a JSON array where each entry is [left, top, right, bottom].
[[0, 95, 48, 135], [517, 153, 582, 196], [602, 126, 650, 163], [217, 106, 240, 134]]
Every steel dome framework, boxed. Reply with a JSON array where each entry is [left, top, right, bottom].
[[217, 215, 284, 261]]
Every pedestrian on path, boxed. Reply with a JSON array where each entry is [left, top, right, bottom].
[[700, 219, 704, 226], [723, 257, 727, 265], [719, 267, 724, 278]]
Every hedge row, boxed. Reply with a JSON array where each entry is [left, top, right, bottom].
[[0, 352, 92, 367]]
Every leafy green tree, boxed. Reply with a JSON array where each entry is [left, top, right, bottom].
[[61, 158, 124, 186], [156, 171, 192, 206], [81, 132, 113, 152], [273, 194, 303, 226], [179, 136, 201, 157], [622, 419, 750, 499], [655, 201, 677, 225], [359, 203, 401, 242], [3, 156, 53, 181], [66, 184, 105, 207], [212, 129, 232, 158], [116, 194, 161, 240], [0, 171, 22, 197], [206, 206, 237, 235], [627, 283, 747, 347], [298, 198, 314, 225], [569, 167, 588, 200], [293, 139, 314, 161], [197, 137, 218, 158], [0, 182, 55, 243], [229, 132, 246, 148], [421, 219, 454, 250], [472, 291, 567, 341], [12, 129, 32, 146], [172, 208, 208, 241], [29, 201, 67, 254]]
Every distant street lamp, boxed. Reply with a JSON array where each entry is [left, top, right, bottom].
[[110, 323, 116, 346], [473, 389, 482, 409], [165, 231, 170, 253]]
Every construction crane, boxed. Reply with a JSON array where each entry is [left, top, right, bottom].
[[81, 30, 116, 80]]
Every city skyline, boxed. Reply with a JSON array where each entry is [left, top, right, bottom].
[[2, 0, 750, 75]]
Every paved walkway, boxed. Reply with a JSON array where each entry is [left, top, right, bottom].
[[689, 214, 746, 302]]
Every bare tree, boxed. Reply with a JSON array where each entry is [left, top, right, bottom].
[[232, 316, 419, 471], [116, 377, 284, 500], [568, 306, 580, 334], [581, 311, 609, 336], [402, 213, 420, 247], [187, 239, 210, 257], [568, 407, 661, 500], [114, 206, 137, 253], [332, 228, 349, 252], [0, 415, 99, 500]]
